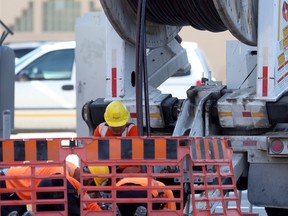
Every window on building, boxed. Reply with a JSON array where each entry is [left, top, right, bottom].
[[42, 0, 80, 32], [89, 1, 102, 11]]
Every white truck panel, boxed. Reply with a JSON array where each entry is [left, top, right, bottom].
[[256, 0, 286, 100], [75, 12, 107, 136]]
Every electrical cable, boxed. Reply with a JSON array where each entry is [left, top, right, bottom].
[[127, 0, 226, 32]]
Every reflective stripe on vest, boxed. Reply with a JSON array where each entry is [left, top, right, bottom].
[[99, 122, 134, 137]]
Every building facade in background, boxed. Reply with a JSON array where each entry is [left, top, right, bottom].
[[0, 0, 102, 42], [0, 0, 233, 81]]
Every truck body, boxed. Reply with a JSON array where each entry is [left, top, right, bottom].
[[79, 0, 288, 215]]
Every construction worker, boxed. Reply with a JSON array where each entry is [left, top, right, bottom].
[[93, 101, 138, 137], [116, 177, 176, 216], [36, 174, 100, 216], [93, 100, 141, 173], [36, 166, 109, 215], [0, 164, 109, 215], [66, 161, 109, 186]]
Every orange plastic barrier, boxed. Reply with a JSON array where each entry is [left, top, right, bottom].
[[0, 138, 71, 216], [188, 138, 241, 216], [0, 137, 242, 216]]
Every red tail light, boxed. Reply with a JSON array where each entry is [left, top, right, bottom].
[[196, 80, 202, 86], [270, 139, 284, 154]]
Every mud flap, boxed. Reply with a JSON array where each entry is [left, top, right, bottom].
[[248, 163, 288, 208]]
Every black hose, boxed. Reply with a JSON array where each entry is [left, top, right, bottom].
[[135, 0, 144, 136], [141, 1, 151, 136], [134, 0, 151, 136]]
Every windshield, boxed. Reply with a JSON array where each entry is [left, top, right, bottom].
[[15, 47, 43, 67]]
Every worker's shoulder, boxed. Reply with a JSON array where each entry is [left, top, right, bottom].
[[127, 123, 138, 135]]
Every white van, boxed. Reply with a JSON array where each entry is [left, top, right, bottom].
[[13, 41, 211, 131]]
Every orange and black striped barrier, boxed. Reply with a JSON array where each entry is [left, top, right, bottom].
[[0, 139, 65, 162], [0, 136, 243, 216], [85, 137, 179, 161]]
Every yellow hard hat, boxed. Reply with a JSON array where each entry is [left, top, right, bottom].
[[104, 101, 129, 127], [87, 166, 109, 186]]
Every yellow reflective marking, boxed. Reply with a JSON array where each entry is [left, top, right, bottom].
[[218, 112, 232, 117], [278, 53, 285, 68], [150, 113, 161, 118], [251, 112, 265, 117]]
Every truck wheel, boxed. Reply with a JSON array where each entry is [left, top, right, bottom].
[[236, 177, 248, 191], [265, 207, 288, 216]]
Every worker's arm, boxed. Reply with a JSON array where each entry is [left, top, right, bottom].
[[66, 161, 79, 178], [83, 193, 102, 211], [67, 176, 102, 211], [164, 190, 176, 210], [86, 202, 102, 211]]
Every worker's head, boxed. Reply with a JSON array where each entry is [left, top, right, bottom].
[[104, 101, 130, 134], [83, 166, 109, 186]]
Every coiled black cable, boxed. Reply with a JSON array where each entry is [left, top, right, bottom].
[[128, 0, 226, 32]]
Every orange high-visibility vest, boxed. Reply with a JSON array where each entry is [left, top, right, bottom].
[[6, 166, 66, 200], [66, 161, 78, 177], [93, 122, 138, 137], [116, 177, 176, 210]]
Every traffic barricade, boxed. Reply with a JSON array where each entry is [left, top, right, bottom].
[[0, 138, 73, 216], [74, 136, 242, 216], [0, 136, 242, 216], [187, 137, 242, 215]]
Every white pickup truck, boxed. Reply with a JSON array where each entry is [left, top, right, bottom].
[[13, 40, 211, 132]]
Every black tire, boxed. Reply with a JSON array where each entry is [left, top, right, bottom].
[[265, 207, 288, 216]]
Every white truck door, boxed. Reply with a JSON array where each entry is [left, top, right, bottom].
[[14, 48, 76, 130]]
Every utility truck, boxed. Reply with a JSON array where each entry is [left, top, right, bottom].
[[79, 0, 288, 215], [1, 0, 288, 215]]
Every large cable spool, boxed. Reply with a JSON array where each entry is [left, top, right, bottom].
[[100, 0, 258, 48], [213, 0, 258, 46]]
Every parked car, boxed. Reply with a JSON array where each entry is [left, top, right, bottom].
[[14, 41, 76, 132], [5, 41, 50, 61], [13, 41, 212, 132]]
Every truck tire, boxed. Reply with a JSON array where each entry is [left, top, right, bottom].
[[265, 207, 288, 216]]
